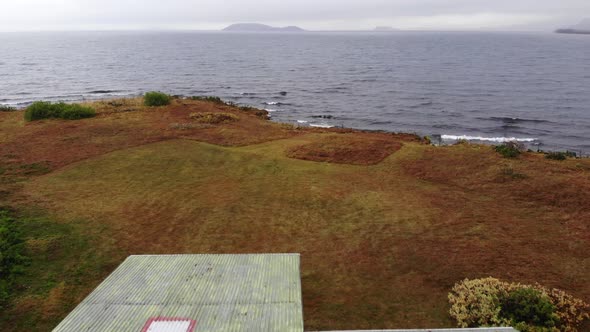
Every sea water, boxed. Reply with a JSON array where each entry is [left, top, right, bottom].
[[1, 31, 589, 151]]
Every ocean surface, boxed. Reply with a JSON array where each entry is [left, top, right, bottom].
[[1, 31, 589, 151]]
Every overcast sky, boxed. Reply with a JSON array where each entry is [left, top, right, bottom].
[[0, 0, 587, 32]]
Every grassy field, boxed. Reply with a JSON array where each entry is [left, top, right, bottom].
[[1, 98, 589, 331]]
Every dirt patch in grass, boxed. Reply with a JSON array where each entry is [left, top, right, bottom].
[[286, 133, 405, 165]]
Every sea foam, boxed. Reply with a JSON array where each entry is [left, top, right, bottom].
[[441, 135, 537, 143], [310, 123, 334, 128]]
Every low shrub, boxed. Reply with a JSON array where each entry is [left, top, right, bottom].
[[495, 142, 523, 158], [500, 288, 558, 330], [545, 151, 577, 161], [60, 104, 96, 120], [449, 278, 590, 331], [0, 210, 28, 306], [538, 285, 590, 330], [24, 102, 95, 122], [189, 96, 225, 104], [546, 152, 567, 161], [448, 277, 511, 328], [239, 106, 269, 119], [0, 105, 16, 112], [144, 91, 171, 106], [189, 112, 239, 124]]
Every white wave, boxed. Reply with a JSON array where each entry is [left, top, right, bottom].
[[441, 135, 537, 143], [309, 123, 334, 128], [264, 101, 279, 105], [264, 108, 277, 112], [297, 120, 308, 124]]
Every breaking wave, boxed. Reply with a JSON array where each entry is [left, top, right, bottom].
[[309, 123, 334, 128], [441, 135, 537, 143], [263, 101, 290, 106]]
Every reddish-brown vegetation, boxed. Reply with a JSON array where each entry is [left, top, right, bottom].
[[0, 98, 299, 171], [286, 133, 407, 165], [1, 98, 589, 331]]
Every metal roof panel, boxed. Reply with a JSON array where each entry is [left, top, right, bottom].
[[53, 254, 303, 332]]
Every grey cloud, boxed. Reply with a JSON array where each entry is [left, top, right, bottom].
[[0, 0, 588, 30]]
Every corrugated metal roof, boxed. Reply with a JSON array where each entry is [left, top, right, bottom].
[[53, 254, 303, 332]]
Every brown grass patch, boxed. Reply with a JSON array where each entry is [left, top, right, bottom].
[[400, 143, 590, 297], [0, 98, 300, 174], [81, 97, 145, 114], [189, 112, 239, 124], [286, 133, 404, 165], [3, 97, 590, 331]]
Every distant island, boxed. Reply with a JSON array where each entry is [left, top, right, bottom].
[[555, 29, 590, 35], [374, 26, 398, 32], [555, 18, 590, 35], [223, 23, 305, 32]]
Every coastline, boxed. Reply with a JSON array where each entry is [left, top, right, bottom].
[[3, 94, 585, 155]]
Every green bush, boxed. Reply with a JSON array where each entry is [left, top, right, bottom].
[[545, 152, 567, 161], [0, 105, 16, 112], [144, 91, 171, 106], [60, 104, 96, 120], [24, 101, 96, 122], [0, 210, 28, 306], [495, 142, 522, 158], [25, 101, 56, 121], [500, 288, 559, 329]]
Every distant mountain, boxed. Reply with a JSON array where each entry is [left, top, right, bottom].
[[223, 23, 305, 32], [555, 18, 590, 35], [555, 29, 590, 35], [374, 26, 398, 32]]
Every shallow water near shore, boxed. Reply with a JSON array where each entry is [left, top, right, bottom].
[[1, 31, 589, 151]]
